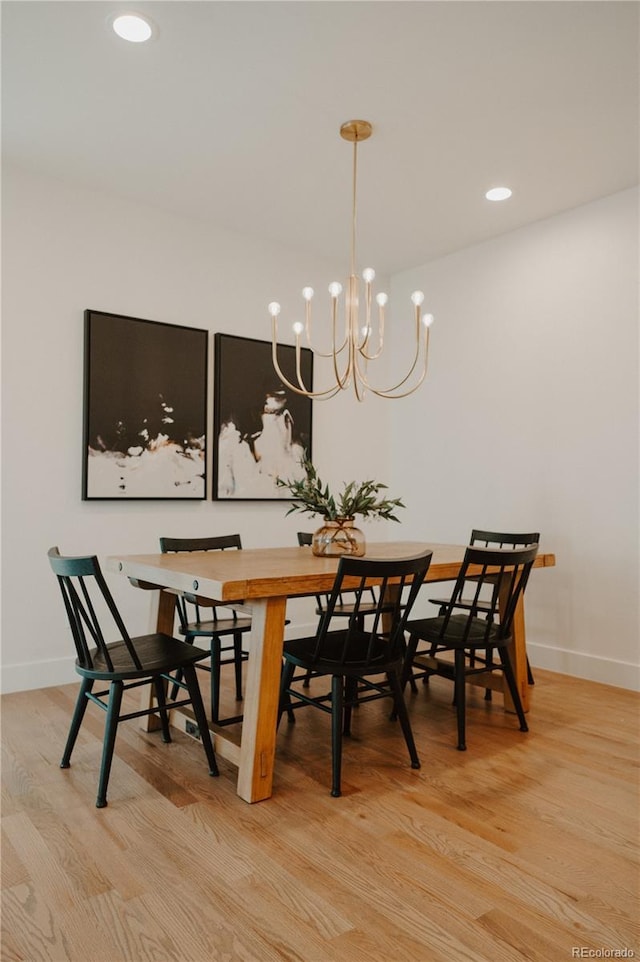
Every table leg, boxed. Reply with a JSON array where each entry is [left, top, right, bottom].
[[236, 596, 287, 803], [501, 590, 530, 713]]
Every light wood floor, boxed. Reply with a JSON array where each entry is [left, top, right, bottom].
[[2, 668, 638, 962]]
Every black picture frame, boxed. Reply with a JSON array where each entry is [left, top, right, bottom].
[[213, 333, 313, 500], [82, 310, 208, 500]]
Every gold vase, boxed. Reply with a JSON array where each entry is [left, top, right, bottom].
[[311, 517, 366, 557]]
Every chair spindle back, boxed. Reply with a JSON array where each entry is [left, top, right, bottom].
[[440, 545, 539, 645], [48, 547, 142, 672], [311, 552, 432, 667]]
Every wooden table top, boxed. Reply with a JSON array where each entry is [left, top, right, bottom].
[[107, 542, 556, 604]]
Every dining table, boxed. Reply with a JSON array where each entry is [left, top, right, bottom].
[[107, 541, 556, 803]]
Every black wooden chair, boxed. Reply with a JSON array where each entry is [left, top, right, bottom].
[[426, 529, 540, 689], [297, 531, 381, 690], [297, 531, 379, 622], [48, 547, 218, 808], [279, 550, 433, 797], [402, 544, 538, 751], [159, 535, 252, 726]]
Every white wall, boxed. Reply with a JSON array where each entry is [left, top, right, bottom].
[[2, 169, 637, 693], [389, 188, 639, 689], [1, 166, 393, 692]]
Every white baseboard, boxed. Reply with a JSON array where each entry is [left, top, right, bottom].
[[3, 636, 637, 695], [527, 642, 640, 691], [284, 620, 320, 640], [1, 656, 77, 695], [0, 621, 322, 695]]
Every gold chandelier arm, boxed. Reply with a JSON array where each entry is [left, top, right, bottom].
[[332, 298, 353, 390], [354, 325, 431, 398], [356, 285, 383, 359], [293, 339, 349, 397], [355, 308, 420, 391], [360, 280, 372, 348], [358, 316, 384, 360], [372, 305, 422, 390], [353, 352, 367, 402], [295, 340, 310, 393], [271, 320, 348, 399], [370, 338, 431, 397], [304, 297, 349, 358], [359, 340, 384, 361]]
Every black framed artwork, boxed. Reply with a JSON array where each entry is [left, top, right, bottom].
[[82, 310, 208, 500], [213, 333, 313, 500]]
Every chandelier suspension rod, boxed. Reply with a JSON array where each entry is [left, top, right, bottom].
[[350, 137, 358, 279]]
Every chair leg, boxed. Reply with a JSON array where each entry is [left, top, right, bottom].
[[392, 632, 420, 719], [278, 660, 297, 726], [343, 676, 358, 736], [387, 671, 420, 770], [233, 631, 244, 702], [169, 669, 183, 702], [526, 656, 535, 685], [153, 677, 171, 743], [182, 663, 219, 777], [210, 636, 222, 724], [499, 648, 529, 733], [398, 633, 418, 693], [331, 675, 344, 797], [484, 647, 493, 701], [170, 636, 195, 700], [96, 680, 124, 808], [401, 633, 420, 690], [453, 649, 467, 751], [61, 677, 94, 769], [352, 617, 366, 707]]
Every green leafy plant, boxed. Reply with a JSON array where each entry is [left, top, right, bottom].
[[276, 459, 405, 522]]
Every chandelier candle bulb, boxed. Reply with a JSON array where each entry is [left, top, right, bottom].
[[269, 119, 434, 400]]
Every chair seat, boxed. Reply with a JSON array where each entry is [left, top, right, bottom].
[[181, 616, 253, 638], [406, 614, 501, 649], [428, 596, 493, 612], [284, 629, 399, 676], [78, 633, 212, 680], [316, 601, 381, 618]]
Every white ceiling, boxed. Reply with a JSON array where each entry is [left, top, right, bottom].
[[3, 1, 638, 275]]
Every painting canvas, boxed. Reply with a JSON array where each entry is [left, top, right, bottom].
[[213, 333, 313, 500], [83, 310, 208, 499]]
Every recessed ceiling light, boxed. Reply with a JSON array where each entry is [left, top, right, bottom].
[[112, 14, 153, 43], [485, 187, 513, 202]]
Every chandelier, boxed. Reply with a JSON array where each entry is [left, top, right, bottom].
[[268, 120, 434, 401]]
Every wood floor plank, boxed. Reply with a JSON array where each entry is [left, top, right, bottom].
[[1, 669, 638, 962]]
